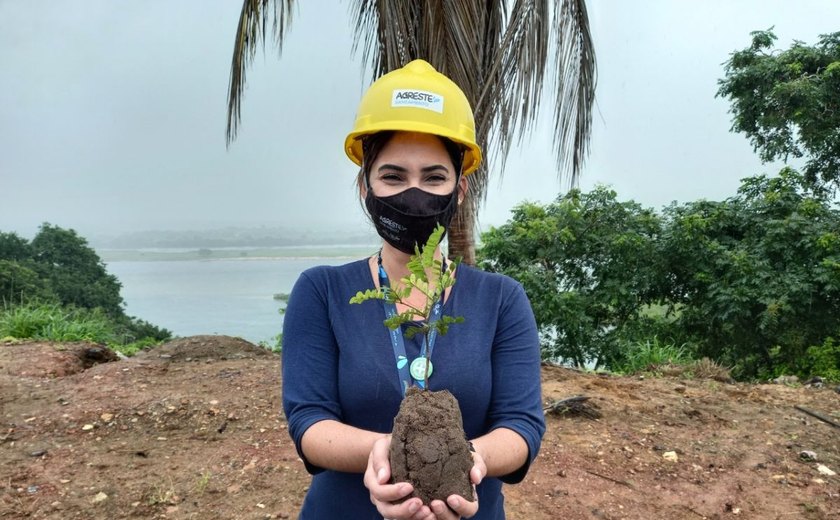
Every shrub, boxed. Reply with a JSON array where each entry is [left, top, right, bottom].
[[687, 358, 733, 382], [116, 316, 172, 343], [803, 337, 840, 382], [614, 337, 691, 375], [478, 187, 663, 369], [112, 337, 164, 357], [260, 333, 283, 353]]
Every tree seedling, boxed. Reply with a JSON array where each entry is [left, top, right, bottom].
[[349, 224, 464, 388]]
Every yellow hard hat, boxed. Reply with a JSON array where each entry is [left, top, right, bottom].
[[344, 59, 482, 175]]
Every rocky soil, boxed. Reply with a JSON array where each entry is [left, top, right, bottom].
[[1, 336, 838, 519]]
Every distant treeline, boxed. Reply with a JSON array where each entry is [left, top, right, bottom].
[[93, 227, 378, 249]]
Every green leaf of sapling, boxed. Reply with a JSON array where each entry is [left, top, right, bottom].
[[407, 256, 427, 282], [349, 288, 385, 304], [397, 285, 412, 300], [384, 313, 415, 330], [420, 226, 444, 268], [404, 325, 428, 339]]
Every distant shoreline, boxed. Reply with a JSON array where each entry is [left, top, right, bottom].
[[98, 246, 379, 262]]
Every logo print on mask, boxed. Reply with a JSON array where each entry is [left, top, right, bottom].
[[366, 187, 458, 254]]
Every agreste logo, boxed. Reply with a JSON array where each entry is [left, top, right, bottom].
[[379, 216, 406, 231], [395, 91, 438, 103], [391, 89, 444, 113]]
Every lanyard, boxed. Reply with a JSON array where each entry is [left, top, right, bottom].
[[377, 253, 445, 396]]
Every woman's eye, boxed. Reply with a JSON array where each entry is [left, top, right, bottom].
[[381, 174, 402, 182], [426, 175, 446, 183]]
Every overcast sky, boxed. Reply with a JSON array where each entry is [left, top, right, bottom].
[[1, 0, 838, 240]]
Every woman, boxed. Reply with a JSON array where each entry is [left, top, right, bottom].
[[282, 60, 545, 520]]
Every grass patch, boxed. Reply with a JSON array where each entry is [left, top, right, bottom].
[[112, 337, 164, 357], [0, 303, 115, 343], [0, 302, 164, 356], [193, 470, 212, 495], [615, 337, 733, 381], [616, 336, 691, 375]]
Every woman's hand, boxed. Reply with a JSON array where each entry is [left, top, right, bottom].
[[364, 435, 434, 520], [429, 446, 486, 519]]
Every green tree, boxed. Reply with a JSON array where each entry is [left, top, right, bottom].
[[717, 29, 840, 188], [29, 223, 124, 315], [225, 0, 596, 264], [0, 232, 32, 262], [478, 186, 662, 368], [116, 315, 172, 344], [661, 168, 840, 378], [0, 232, 52, 304], [0, 260, 54, 304]]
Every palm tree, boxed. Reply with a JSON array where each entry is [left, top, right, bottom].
[[226, 0, 596, 264]]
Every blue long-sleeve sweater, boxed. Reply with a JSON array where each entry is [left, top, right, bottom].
[[281, 259, 545, 519]]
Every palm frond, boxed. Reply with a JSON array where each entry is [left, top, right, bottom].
[[553, 0, 596, 187], [477, 0, 551, 195], [432, 1, 489, 217], [228, 0, 595, 261], [226, 0, 296, 146], [350, 0, 417, 78], [479, 0, 595, 188]]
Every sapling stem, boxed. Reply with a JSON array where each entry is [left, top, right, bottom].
[[348, 224, 464, 392]]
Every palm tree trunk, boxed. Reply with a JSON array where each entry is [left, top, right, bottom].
[[448, 203, 475, 265]]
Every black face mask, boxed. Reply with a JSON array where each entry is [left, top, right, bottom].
[[365, 187, 459, 255]]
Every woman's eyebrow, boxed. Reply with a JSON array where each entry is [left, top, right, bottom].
[[377, 164, 450, 173], [377, 163, 407, 172], [421, 164, 449, 173]]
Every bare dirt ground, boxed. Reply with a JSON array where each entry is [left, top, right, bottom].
[[1, 336, 838, 519]]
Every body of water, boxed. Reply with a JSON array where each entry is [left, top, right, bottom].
[[106, 256, 362, 344]]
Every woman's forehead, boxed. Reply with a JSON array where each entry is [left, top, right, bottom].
[[383, 131, 447, 150], [362, 130, 464, 180], [377, 132, 451, 161]]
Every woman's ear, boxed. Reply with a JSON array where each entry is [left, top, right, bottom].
[[457, 175, 468, 204]]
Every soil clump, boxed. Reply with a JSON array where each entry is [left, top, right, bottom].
[[390, 387, 473, 504]]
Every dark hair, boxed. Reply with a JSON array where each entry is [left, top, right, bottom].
[[355, 131, 465, 189]]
